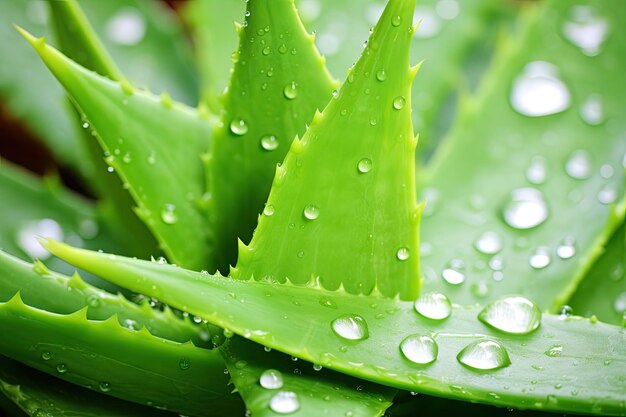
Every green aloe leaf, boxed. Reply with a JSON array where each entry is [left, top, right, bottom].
[[0, 355, 176, 417], [569, 225, 625, 325], [43, 242, 626, 416], [0, 291, 243, 417], [234, 0, 420, 300], [19, 29, 214, 270], [206, 0, 337, 269], [419, 0, 626, 311], [222, 337, 394, 417]]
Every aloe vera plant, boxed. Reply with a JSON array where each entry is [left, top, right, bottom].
[[0, 0, 624, 416]]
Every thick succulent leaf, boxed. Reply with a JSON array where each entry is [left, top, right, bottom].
[[46, 243, 626, 416], [0, 292, 244, 417], [419, 0, 626, 311], [0, 250, 213, 347], [234, 0, 420, 300], [222, 337, 394, 417], [0, 355, 176, 417], [20, 31, 214, 270], [207, 0, 337, 269], [569, 225, 625, 325]]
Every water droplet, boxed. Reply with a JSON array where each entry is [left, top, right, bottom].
[[545, 344, 563, 357], [580, 94, 604, 125], [283, 82, 298, 100], [230, 119, 248, 136], [303, 205, 320, 220], [400, 334, 438, 365], [393, 96, 406, 110], [86, 295, 101, 308], [376, 69, 387, 81], [17, 218, 63, 260], [562, 6, 608, 56], [105, 7, 146, 45], [613, 292, 626, 314], [331, 314, 369, 341], [319, 297, 337, 309], [565, 150, 591, 179], [41, 351, 52, 361], [357, 158, 372, 173], [262, 46, 271, 55], [436, 0, 460, 20], [269, 391, 300, 414], [478, 296, 542, 334], [56, 363, 68, 373], [259, 369, 283, 389], [600, 164, 614, 179], [391, 15, 402, 27], [160, 204, 178, 225], [526, 156, 547, 184], [502, 187, 549, 230], [179, 357, 191, 370], [597, 185, 617, 205], [263, 205, 275, 217], [457, 339, 511, 371], [396, 247, 410, 261], [559, 305, 573, 318], [99, 382, 111, 392], [414, 292, 452, 320], [529, 247, 551, 269], [474, 231, 503, 255], [313, 364, 323, 371], [261, 135, 279, 151], [511, 61, 570, 117], [442, 259, 465, 285], [556, 237, 576, 259]]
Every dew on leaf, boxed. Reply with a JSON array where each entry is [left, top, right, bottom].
[[565, 150, 591, 179], [600, 164, 614, 179], [262, 46, 271, 55], [478, 296, 542, 334], [391, 15, 402, 27], [529, 247, 551, 269], [179, 357, 191, 370], [393, 96, 406, 110], [545, 344, 563, 357], [580, 94, 604, 125], [99, 382, 111, 392], [56, 363, 68, 373], [263, 205, 275, 217], [457, 339, 511, 370], [559, 305, 574, 318], [526, 156, 547, 184], [556, 237, 576, 259], [510, 61, 570, 117], [331, 314, 369, 341], [502, 187, 548, 230], [400, 334, 438, 365], [597, 185, 617, 205], [41, 351, 52, 361], [230, 119, 248, 136], [259, 369, 283, 389], [442, 259, 465, 285], [160, 204, 178, 225], [376, 69, 387, 81], [283, 82, 298, 100], [474, 231, 503, 255], [396, 247, 410, 261], [269, 391, 300, 414], [261, 135, 279, 151], [414, 292, 451, 320], [613, 292, 626, 314], [562, 6, 609, 56], [303, 205, 320, 220], [357, 158, 372, 173]]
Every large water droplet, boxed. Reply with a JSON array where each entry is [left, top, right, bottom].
[[331, 314, 369, 341], [565, 150, 591, 179], [510, 61, 570, 117], [474, 231, 503, 255], [396, 247, 410, 261], [526, 156, 547, 184], [303, 205, 320, 220], [269, 391, 300, 414], [392, 96, 406, 110], [17, 219, 63, 260], [230, 119, 248, 136], [478, 296, 542, 334], [260, 369, 284, 389], [357, 158, 372, 173], [457, 339, 511, 371], [529, 247, 551, 269], [556, 237, 576, 259], [160, 204, 178, 225], [263, 205, 275, 217], [414, 292, 451, 320], [442, 259, 465, 285], [502, 187, 549, 230], [400, 334, 438, 365], [376, 69, 387, 81], [391, 15, 402, 27], [283, 82, 298, 100], [105, 7, 146, 45], [261, 135, 279, 151], [562, 6, 609, 56]]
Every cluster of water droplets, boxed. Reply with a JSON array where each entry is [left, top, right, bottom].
[[257, 368, 300, 414]]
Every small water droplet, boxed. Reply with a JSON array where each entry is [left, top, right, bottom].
[[41, 351, 52, 361], [400, 334, 438, 365], [565, 150, 591, 179], [597, 185, 617, 205], [545, 344, 563, 357], [331, 314, 369, 341], [313, 364, 323, 371], [502, 187, 549, 230], [357, 158, 372, 173], [230, 119, 248, 136], [56, 363, 68, 373], [260, 369, 284, 389], [414, 292, 452, 320], [179, 357, 191, 370], [303, 205, 320, 220], [580, 94, 604, 125], [526, 156, 547, 184], [269, 391, 300, 414], [319, 297, 337, 309], [556, 237, 576, 259], [160, 204, 178, 225], [600, 164, 614, 179], [376, 69, 387, 81], [105, 7, 146, 46], [332, 89, 339, 98], [86, 295, 101, 308], [478, 296, 542, 334], [559, 305, 573, 318], [442, 259, 465, 285], [263, 205, 275, 217], [283, 81, 298, 100], [261, 135, 279, 151], [436, 0, 460, 20], [457, 339, 511, 371], [511, 61, 570, 117], [529, 247, 551, 269], [393, 96, 406, 110], [474, 231, 503, 255], [562, 6, 609, 56], [613, 292, 626, 314], [391, 15, 402, 26], [396, 247, 410, 261], [99, 382, 111, 392], [262, 46, 271, 55]]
